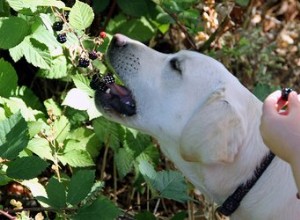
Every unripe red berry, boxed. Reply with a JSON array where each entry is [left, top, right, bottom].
[[100, 31, 107, 39]]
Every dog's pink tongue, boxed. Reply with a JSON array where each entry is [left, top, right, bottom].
[[107, 83, 130, 97]]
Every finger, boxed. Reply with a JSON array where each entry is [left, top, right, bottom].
[[288, 91, 300, 116], [262, 90, 282, 115]]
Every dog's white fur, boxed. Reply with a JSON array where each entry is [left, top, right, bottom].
[[102, 34, 300, 219]]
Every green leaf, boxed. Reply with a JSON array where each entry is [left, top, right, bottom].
[[253, 83, 278, 101], [6, 0, 65, 12], [154, 171, 189, 203], [115, 17, 155, 42], [37, 55, 67, 79], [72, 74, 94, 97], [134, 211, 156, 220], [171, 211, 188, 220], [74, 197, 120, 220], [13, 86, 44, 111], [62, 88, 93, 111], [0, 112, 29, 160], [10, 37, 51, 69], [116, 0, 154, 17], [93, 0, 110, 13], [67, 170, 95, 205], [0, 17, 30, 49], [27, 137, 54, 161], [138, 161, 189, 203], [0, 59, 18, 97], [52, 115, 70, 144], [69, 0, 94, 30], [114, 148, 134, 178], [93, 117, 124, 151], [6, 156, 49, 179], [235, 0, 250, 7], [125, 131, 152, 158], [45, 177, 66, 209], [58, 150, 94, 167]]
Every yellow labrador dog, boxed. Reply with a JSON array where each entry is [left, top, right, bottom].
[[94, 34, 300, 219]]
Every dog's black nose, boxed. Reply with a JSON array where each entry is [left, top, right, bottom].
[[113, 34, 128, 47]]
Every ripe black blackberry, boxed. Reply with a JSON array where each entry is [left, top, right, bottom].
[[52, 21, 63, 31], [88, 51, 98, 60], [78, 57, 90, 68], [102, 74, 115, 84], [57, 33, 67, 43], [281, 88, 293, 101]]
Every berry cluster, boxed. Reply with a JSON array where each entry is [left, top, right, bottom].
[[90, 74, 115, 91], [52, 10, 107, 71]]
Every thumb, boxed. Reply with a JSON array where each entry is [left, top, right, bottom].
[[288, 91, 300, 116]]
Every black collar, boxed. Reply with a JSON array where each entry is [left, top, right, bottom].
[[216, 151, 275, 217]]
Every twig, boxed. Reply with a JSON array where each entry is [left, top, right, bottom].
[[198, 15, 231, 52], [153, 198, 160, 215], [103, 0, 117, 31], [164, 10, 197, 50], [0, 210, 16, 220]]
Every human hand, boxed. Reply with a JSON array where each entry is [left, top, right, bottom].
[[260, 90, 300, 193]]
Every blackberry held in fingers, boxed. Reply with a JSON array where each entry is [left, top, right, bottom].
[[281, 88, 293, 101]]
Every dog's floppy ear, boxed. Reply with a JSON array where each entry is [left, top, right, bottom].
[[179, 90, 246, 165]]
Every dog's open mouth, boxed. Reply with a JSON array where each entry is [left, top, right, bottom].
[[90, 73, 136, 116]]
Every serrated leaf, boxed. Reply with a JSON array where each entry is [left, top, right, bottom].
[[11, 37, 51, 69], [154, 171, 189, 203], [45, 177, 66, 209], [67, 170, 95, 205], [27, 137, 54, 161], [38, 55, 67, 79], [6, 0, 65, 11], [0, 112, 29, 160], [31, 27, 63, 56], [6, 156, 49, 179], [74, 197, 120, 220], [0, 17, 30, 49], [52, 115, 70, 143], [44, 98, 62, 116], [13, 86, 44, 111], [72, 74, 94, 97], [138, 161, 189, 203], [69, 0, 94, 30], [93, 117, 123, 151], [58, 150, 94, 167], [62, 88, 93, 111], [0, 59, 17, 97], [125, 131, 152, 158], [114, 148, 134, 178]]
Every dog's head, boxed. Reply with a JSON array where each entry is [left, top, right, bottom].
[[95, 34, 260, 164]]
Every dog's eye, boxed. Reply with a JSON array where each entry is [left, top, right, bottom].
[[170, 58, 181, 73]]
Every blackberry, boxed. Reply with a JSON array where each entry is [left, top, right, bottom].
[[78, 57, 90, 68], [52, 21, 63, 31], [102, 74, 115, 84], [88, 51, 98, 60], [57, 33, 67, 43], [281, 88, 293, 101], [90, 74, 107, 91]]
